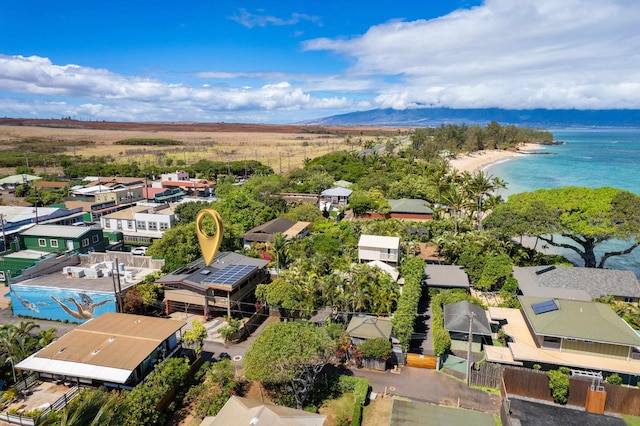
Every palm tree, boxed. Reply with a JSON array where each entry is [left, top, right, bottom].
[[465, 171, 498, 230]]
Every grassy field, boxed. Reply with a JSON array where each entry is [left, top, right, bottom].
[[0, 120, 408, 175]]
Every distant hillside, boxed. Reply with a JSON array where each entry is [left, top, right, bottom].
[[304, 108, 640, 128]]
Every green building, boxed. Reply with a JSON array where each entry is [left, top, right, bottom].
[[19, 225, 107, 253]]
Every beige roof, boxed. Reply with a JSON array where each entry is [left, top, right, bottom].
[[488, 307, 640, 375], [31, 312, 186, 371], [101, 205, 150, 219], [203, 396, 326, 426], [347, 316, 392, 340]]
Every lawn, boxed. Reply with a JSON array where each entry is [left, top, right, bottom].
[[362, 397, 394, 426], [319, 392, 355, 426]]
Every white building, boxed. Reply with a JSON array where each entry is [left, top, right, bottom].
[[100, 204, 177, 245], [358, 234, 400, 267]]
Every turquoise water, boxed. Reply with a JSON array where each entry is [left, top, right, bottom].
[[485, 128, 640, 276]]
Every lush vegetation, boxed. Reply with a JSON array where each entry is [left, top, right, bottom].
[[358, 338, 392, 360], [548, 367, 571, 404], [184, 359, 241, 417], [407, 121, 553, 161], [484, 187, 640, 268], [0, 321, 57, 387], [243, 321, 340, 409], [115, 138, 184, 146], [391, 257, 424, 351]]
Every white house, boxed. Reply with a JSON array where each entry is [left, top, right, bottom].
[[160, 170, 190, 182], [320, 187, 352, 210], [100, 204, 176, 245], [358, 234, 400, 267]]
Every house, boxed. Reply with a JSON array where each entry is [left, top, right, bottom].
[[200, 395, 326, 426], [8, 253, 160, 322], [0, 205, 85, 251], [16, 312, 187, 388], [33, 181, 70, 190], [143, 187, 185, 203], [158, 171, 214, 197], [156, 252, 270, 318], [346, 315, 392, 344], [320, 186, 352, 210], [423, 265, 470, 290], [513, 265, 640, 303], [485, 296, 640, 376], [19, 224, 106, 254], [444, 301, 492, 351], [358, 234, 400, 267], [0, 174, 41, 191], [387, 198, 434, 220], [100, 203, 177, 245], [242, 217, 311, 248], [389, 399, 495, 426]]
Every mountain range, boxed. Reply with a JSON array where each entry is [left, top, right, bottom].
[[304, 108, 640, 128]]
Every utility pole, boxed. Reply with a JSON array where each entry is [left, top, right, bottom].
[[0, 214, 6, 252], [466, 311, 475, 386]]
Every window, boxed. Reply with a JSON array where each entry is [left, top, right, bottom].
[[50, 239, 59, 248], [127, 220, 134, 228], [38, 238, 47, 247], [82, 238, 89, 247], [117, 220, 122, 230], [624, 297, 636, 303], [137, 221, 146, 230], [159, 222, 169, 230], [91, 234, 99, 243], [148, 222, 158, 231]]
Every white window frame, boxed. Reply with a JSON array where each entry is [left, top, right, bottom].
[[38, 238, 46, 247], [82, 238, 89, 247], [50, 239, 59, 248]]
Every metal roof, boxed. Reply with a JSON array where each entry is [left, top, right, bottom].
[[16, 312, 186, 384], [424, 265, 470, 288], [321, 187, 353, 197], [358, 234, 400, 250], [20, 224, 99, 239], [205, 396, 326, 426]]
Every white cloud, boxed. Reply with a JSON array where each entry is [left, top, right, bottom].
[[304, 0, 640, 110], [230, 8, 321, 29], [0, 54, 351, 123]]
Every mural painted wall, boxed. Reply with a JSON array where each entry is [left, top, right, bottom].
[[10, 285, 116, 323]]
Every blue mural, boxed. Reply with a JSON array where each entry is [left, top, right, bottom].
[[10, 285, 116, 323]]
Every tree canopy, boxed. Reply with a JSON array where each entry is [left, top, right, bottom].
[[484, 187, 640, 268], [243, 321, 337, 408]]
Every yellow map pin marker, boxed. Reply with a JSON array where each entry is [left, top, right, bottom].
[[195, 208, 224, 267]]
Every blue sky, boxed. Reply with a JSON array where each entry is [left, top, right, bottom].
[[1, 0, 639, 123]]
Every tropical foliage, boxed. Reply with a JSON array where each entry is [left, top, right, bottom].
[[484, 187, 640, 268], [243, 321, 338, 409]]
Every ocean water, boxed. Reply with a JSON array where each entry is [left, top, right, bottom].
[[485, 128, 640, 276]]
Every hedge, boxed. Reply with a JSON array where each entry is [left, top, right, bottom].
[[336, 376, 370, 406], [351, 402, 362, 426], [391, 257, 425, 351]]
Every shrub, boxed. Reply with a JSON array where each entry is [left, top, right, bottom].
[[391, 257, 424, 351], [358, 338, 392, 360], [548, 369, 569, 404], [335, 376, 369, 406], [606, 373, 623, 385], [351, 402, 363, 426]]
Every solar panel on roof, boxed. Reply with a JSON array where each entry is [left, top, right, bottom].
[[201, 264, 257, 286], [531, 299, 558, 315]]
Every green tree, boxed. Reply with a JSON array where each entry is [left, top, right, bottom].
[[183, 320, 208, 356], [548, 369, 570, 404], [243, 321, 337, 409], [147, 223, 202, 272], [484, 187, 640, 268], [358, 338, 392, 360]]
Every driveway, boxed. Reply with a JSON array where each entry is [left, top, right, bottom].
[[351, 366, 500, 414]]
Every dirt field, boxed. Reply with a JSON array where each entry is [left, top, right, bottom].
[[0, 119, 408, 175]]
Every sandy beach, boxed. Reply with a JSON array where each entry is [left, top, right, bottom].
[[448, 143, 543, 173]]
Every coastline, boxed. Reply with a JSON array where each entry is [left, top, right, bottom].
[[447, 143, 543, 173]]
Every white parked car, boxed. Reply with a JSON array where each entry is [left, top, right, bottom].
[[131, 247, 148, 255]]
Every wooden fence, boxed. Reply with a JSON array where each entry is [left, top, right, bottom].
[[470, 362, 503, 388], [502, 366, 640, 416]]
